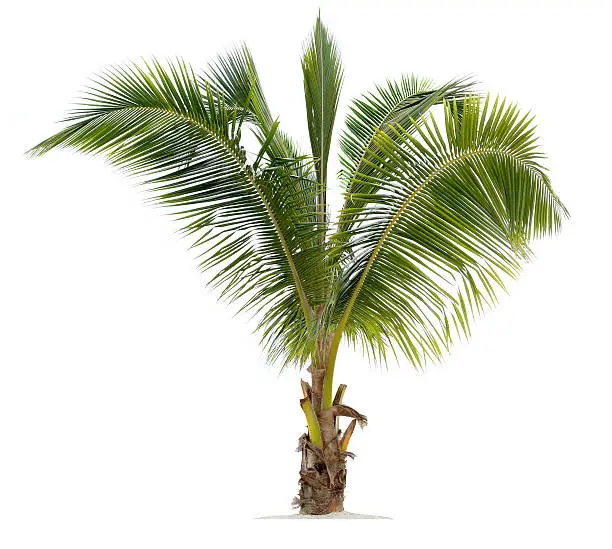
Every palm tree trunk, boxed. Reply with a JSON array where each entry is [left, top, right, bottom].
[[294, 368, 366, 514], [295, 416, 347, 514]]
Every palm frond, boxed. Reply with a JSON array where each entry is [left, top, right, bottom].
[[203, 44, 318, 214], [327, 95, 568, 371], [333, 74, 475, 258], [301, 14, 344, 222], [203, 43, 274, 132], [203, 45, 328, 307], [28, 58, 323, 366]]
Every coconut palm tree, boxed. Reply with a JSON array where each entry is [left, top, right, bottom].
[[28, 15, 567, 515]]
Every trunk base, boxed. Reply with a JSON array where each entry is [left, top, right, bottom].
[[294, 434, 347, 515]]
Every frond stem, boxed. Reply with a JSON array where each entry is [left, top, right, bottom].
[[323, 145, 519, 407]]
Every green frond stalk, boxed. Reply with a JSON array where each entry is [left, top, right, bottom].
[[300, 397, 323, 448]]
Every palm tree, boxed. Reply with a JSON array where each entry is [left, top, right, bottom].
[[28, 15, 567, 515]]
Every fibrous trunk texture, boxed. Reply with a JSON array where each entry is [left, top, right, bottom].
[[294, 368, 366, 515], [295, 423, 347, 514]]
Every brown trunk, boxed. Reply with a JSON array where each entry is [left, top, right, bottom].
[[293, 330, 366, 515], [294, 364, 345, 514], [294, 427, 347, 514], [294, 373, 367, 514], [309, 366, 325, 414]]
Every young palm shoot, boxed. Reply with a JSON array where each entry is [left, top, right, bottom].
[[28, 15, 567, 515]]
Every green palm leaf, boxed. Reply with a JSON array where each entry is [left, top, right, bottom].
[[301, 14, 344, 223], [27, 58, 322, 365], [332, 73, 475, 260], [322, 95, 568, 406], [203, 44, 319, 218]]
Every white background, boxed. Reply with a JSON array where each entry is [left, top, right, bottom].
[[1, 0, 610, 547]]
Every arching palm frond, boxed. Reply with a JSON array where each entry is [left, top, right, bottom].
[[331, 74, 475, 263], [27, 59, 323, 366], [324, 95, 568, 401]]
